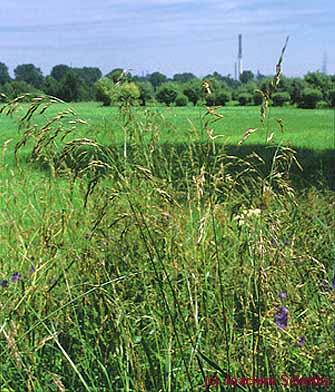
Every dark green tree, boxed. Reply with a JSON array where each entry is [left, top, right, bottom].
[[287, 78, 306, 105], [238, 92, 252, 106], [183, 80, 202, 106], [50, 64, 71, 81], [0, 62, 11, 84], [328, 88, 335, 107], [173, 73, 197, 83], [14, 64, 44, 88], [1, 80, 41, 99], [106, 68, 130, 83], [156, 83, 179, 106], [148, 72, 168, 89], [137, 81, 154, 106], [215, 89, 231, 106], [272, 92, 291, 106], [73, 67, 102, 85], [58, 70, 82, 102], [221, 74, 240, 89], [95, 77, 114, 106], [175, 94, 189, 106], [42, 76, 60, 97], [240, 70, 254, 84], [298, 88, 323, 109], [253, 90, 263, 105], [304, 72, 332, 99]]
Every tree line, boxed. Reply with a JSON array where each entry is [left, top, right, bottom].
[[0, 62, 334, 109]]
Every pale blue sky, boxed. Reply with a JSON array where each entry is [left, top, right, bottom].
[[0, 0, 334, 77]]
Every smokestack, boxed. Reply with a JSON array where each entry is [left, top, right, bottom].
[[238, 34, 243, 80]]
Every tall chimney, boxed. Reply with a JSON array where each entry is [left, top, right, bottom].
[[238, 34, 243, 80]]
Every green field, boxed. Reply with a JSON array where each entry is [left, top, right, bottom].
[[0, 99, 334, 391], [1, 103, 334, 151]]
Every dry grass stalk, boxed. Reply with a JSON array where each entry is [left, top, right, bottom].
[[238, 128, 257, 146]]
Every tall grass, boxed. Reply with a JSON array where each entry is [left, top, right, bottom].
[[0, 51, 334, 391]]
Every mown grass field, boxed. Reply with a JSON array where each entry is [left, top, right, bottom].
[[0, 103, 334, 153], [0, 99, 334, 391]]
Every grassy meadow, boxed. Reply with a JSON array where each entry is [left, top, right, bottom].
[[1, 103, 334, 152], [0, 97, 334, 391]]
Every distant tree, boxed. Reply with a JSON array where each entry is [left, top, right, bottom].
[[183, 80, 202, 106], [298, 88, 323, 109], [238, 92, 253, 106], [259, 77, 273, 94], [78, 82, 92, 101], [106, 68, 131, 83], [117, 82, 140, 105], [328, 88, 335, 107], [14, 64, 44, 88], [95, 78, 140, 106], [253, 90, 263, 105], [58, 70, 81, 102], [95, 77, 114, 106], [73, 67, 102, 85], [204, 78, 221, 96], [276, 75, 291, 92], [287, 78, 306, 105], [173, 72, 197, 83], [50, 64, 71, 81], [156, 83, 179, 106], [1, 80, 42, 99], [256, 70, 266, 81], [221, 74, 240, 89], [240, 70, 254, 84], [137, 81, 154, 106], [0, 62, 11, 84], [203, 72, 223, 81], [43, 76, 60, 97], [215, 90, 231, 106], [242, 81, 258, 95], [212, 71, 224, 80], [175, 94, 189, 106], [148, 72, 168, 89], [202, 78, 222, 106], [304, 72, 332, 101], [272, 92, 291, 107]]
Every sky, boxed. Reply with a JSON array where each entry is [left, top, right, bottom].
[[0, 0, 334, 78]]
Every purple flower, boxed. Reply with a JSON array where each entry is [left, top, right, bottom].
[[297, 335, 305, 347], [278, 291, 287, 300], [30, 265, 36, 273], [275, 307, 288, 330], [332, 276, 335, 290], [11, 272, 21, 283], [0, 280, 8, 288]]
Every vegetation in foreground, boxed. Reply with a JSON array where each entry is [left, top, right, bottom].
[[0, 85, 334, 391]]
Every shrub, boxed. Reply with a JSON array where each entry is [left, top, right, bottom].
[[175, 94, 189, 107], [156, 83, 179, 106], [117, 82, 140, 105], [328, 88, 335, 108], [272, 92, 291, 107], [215, 90, 231, 106], [205, 94, 216, 107], [0, 80, 43, 100], [253, 90, 263, 105], [183, 81, 201, 106], [298, 88, 323, 109], [315, 100, 329, 109], [95, 77, 114, 106], [238, 92, 252, 106], [226, 100, 239, 107]]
